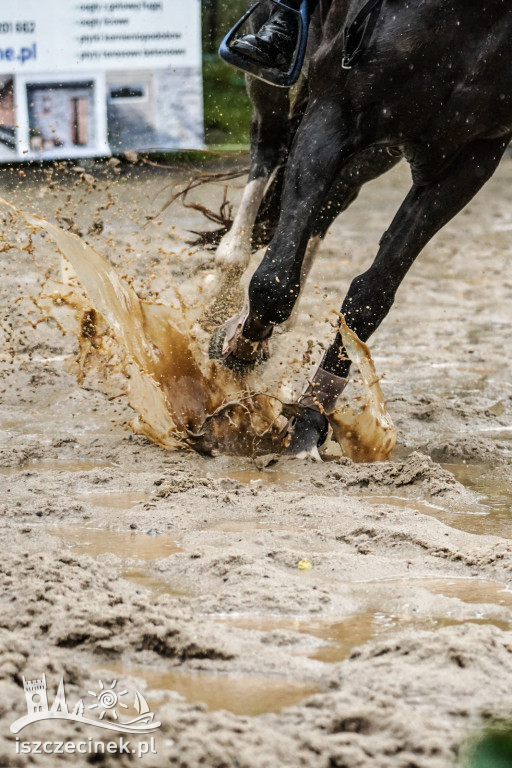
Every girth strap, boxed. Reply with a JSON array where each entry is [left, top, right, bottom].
[[342, 0, 384, 69]]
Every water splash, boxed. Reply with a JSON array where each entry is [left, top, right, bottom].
[[1, 198, 396, 461], [328, 317, 397, 461]]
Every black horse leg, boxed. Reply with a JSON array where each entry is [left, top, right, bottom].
[[291, 135, 511, 454], [284, 146, 402, 330], [324, 136, 511, 376], [282, 147, 401, 454], [244, 101, 357, 340], [245, 147, 400, 339], [301, 146, 402, 287], [211, 100, 356, 368], [312, 146, 402, 239]]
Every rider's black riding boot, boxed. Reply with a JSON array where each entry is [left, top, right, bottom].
[[231, 5, 300, 70]]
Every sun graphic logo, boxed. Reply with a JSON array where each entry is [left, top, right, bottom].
[[10, 674, 161, 735], [87, 680, 129, 722]]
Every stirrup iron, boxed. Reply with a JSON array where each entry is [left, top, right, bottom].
[[218, 0, 309, 88]]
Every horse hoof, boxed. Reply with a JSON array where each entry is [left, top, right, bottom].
[[208, 308, 272, 373], [208, 326, 258, 373], [283, 408, 329, 459]]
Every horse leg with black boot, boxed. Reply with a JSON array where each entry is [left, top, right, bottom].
[[289, 134, 512, 454]]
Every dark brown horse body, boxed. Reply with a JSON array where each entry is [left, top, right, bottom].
[[214, 0, 512, 454]]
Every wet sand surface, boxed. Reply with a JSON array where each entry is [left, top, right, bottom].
[[1, 157, 512, 766]]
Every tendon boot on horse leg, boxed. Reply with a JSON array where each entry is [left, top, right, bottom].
[[286, 135, 511, 455], [284, 362, 349, 458]]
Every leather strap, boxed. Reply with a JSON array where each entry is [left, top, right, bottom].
[[342, 0, 384, 69]]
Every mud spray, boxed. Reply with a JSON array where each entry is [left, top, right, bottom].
[[2, 198, 396, 461]]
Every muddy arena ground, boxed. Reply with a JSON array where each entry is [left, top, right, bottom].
[[1, 155, 512, 767]]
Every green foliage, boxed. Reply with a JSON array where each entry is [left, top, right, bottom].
[[202, 0, 252, 147], [203, 54, 251, 146], [467, 730, 512, 768]]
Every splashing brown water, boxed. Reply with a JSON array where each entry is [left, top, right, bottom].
[[2, 198, 396, 461], [329, 317, 397, 462]]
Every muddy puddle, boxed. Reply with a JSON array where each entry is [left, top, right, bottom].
[[46, 525, 182, 560], [76, 491, 149, 509], [121, 569, 190, 598], [309, 614, 511, 663], [0, 459, 117, 475], [92, 592, 510, 717], [411, 577, 512, 607], [97, 664, 320, 717], [443, 463, 512, 533], [221, 610, 510, 664], [363, 490, 512, 539], [212, 462, 512, 541], [213, 467, 304, 487]]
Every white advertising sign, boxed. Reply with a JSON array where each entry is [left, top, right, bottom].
[[0, 0, 204, 161]]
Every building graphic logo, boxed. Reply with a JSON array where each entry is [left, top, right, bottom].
[[11, 674, 161, 735]]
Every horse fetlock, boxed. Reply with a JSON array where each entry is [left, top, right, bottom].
[[214, 233, 252, 270], [248, 271, 299, 326], [223, 306, 272, 359], [208, 306, 272, 369]]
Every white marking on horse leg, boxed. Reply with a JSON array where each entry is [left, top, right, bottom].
[[201, 176, 270, 327], [282, 235, 322, 330], [214, 176, 269, 272]]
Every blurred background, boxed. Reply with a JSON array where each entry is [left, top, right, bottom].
[[202, 0, 252, 148]]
